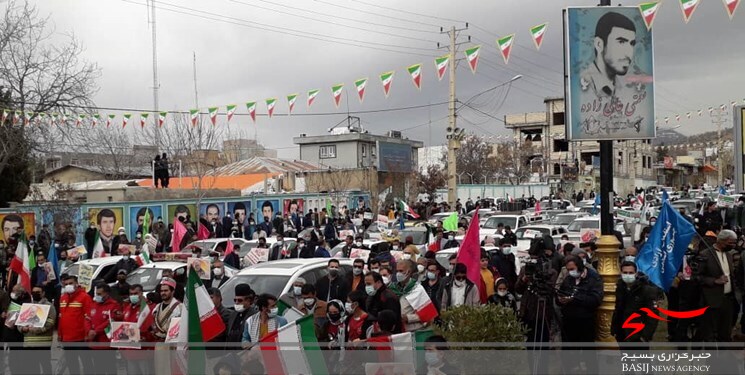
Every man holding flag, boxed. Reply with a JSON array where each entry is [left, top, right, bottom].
[[122, 284, 155, 374]]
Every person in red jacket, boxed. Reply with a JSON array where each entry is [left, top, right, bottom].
[[89, 282, 123, 375], [59, 274, 94, 375], [122, 284, 155, 375]]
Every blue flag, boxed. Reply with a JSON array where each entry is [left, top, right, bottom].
[[592, 194, 601, 215], [719, 186, 728, 196], [661, 189, 669, 202], [636, 200, 696, 291], [47, 241, 61, 286]]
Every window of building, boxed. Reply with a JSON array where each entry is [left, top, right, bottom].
[[553, 139, 569, 152], [361, 144, 366, 157], [71, 158, 79, 166], [371, 146, 376, 157], [46, 159, 60, 170], [319, 145, 337, 159], [552, 112, 565, 125]]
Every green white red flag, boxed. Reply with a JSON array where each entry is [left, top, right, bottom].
[[92, 114, 100, 127], [530, 23, 548, 50], [398, 199, 420, 219], [190, 109, 200, 126], [332, 84, 344, 108], [23, 112, 31, 126], [724, 0, 741, 18], [354, 78, 367, 103], [638, 2, 661, 30], [435, 55, 449, 81], [307, 89, 319, 108], [106, 114, 115, 128], [266, 98, 277, 118], [76, 113, 86, 127], [287, 94, 298, 114], [140, 113, 149, 128], [158, 112, 167, 127], [464, 45, 481, 73], [407, 63, 422, 90], [51, 113, 58, 126], [92, 230, 108, 258], [680, 0, 700, 23], [226, 104, 237, 123], [246, 102, 257, 123], [497, 34, 515, 64], [208, 107, 219, 126], [9, 233, 32, 292], [259, 314, 329, 375], [12, 111, 20, 125], [380, 71, 394, 98], [122, 114, 131, 128], [0, 109, 7, 124], [61, 113, 68, 125]]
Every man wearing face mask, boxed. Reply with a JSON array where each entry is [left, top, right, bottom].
[[348, 259, 367, 294], [696, 229, 737, 342], [378, 267, 393, 286], [490, 240, 518, 291], [132, 231, 144, 252], [4, 285, 29, 374], [341, 235, 355, 258], [88, 283, 123, 375], [111, 269, 131, 302], [18, 285, 56, 375], [557, 256, 603, 373], [402, 236, 420, 261], [58, 274, 94, 375], [121, 284, 156, 374], [442, 232, 459, 250], [226, 284, 257, 343], [421, 260, 443, 313], [103, 245, 139, 282], [363, 271, 402, 333], [279, 277, 306, 309], [424, 335, 459, 375], [206, 259, 229, 289], [611, 261, 659, 344], [242, 293, 287, 346], [389, 260, 436, 332], [315, 259, 349, 302], [207, 288, 235, 349], [298, 284, 328, 328], [440, 263, 480, 312]]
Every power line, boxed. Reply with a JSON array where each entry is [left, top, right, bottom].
[[347, 0, 467, 24], [312, 0, 442, 28]]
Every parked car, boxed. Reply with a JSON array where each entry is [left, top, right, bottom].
[[219, 258, 354, 307], [62, 256, 124, 292], [479, 215, 529, 238], [513, 225, 568, 253], [550, 212, 589, 229], [238, 236, 297, 259], [182, 238, 252, 257], [124, 260, 240, 294]]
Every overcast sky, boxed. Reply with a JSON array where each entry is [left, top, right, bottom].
[[25, 0, 745, 158]]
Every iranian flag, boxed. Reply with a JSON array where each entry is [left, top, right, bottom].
[[686, 112, 691, 119], [367, 331, 433, 364], [61, 113, 68, 125], [435, 55, 449, 81], [23, 112, 31, 126], [307, 89, 319, 108], [37, 113, 46, 126], [638, 2, 661, 30], [404, 283, 438, 323], [76, 114, 86, 127], [92, 230, 108, 259], [497, 34, 515, 64], [135, 245, 153, 266], [266, 98, 277, 118], [51, 113, 58, 126], [680, 0, 700, 23], [9, 233, 33, 292], [12, 111, 20, 125], [354, 78, 367, 103], [171, 218, 187, 253], [464, 45, 481, 74], [724, 0, 741, 19], [140, 113, 149, 128], [1, 109, 7, 124], [208, 107, 219, 126], [259, 314, 328, 375], [530, 23, 548, 49], [246, 102, 257, 123], [332, 84, 344, 108], [122, 114, 132, 128], [92, 114, 100, 127], [697, 109, 703, 116], [137, 297, 154, 330], [190, 109, 200, 126], [287, 94, 298, 114], [158, 112, 167, 127], [106, 114, 115, 128], [380, 71, 394, 98], [226, 104, 237, 123], [407, 63, 422, 90], [398, 199, 420, 219], [276, 299, 305, 323]]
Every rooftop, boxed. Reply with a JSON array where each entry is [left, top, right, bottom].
[[209, 157, 319, 176], [293, 132, 423, 147]]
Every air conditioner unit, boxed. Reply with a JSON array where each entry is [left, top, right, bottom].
[[388, 130, 402, 139]]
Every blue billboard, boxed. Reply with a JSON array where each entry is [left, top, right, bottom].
[[377, 142, 413, 172]]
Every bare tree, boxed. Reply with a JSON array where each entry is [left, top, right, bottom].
[[416, 164, 446, 203], [494, 140, 535, 185], [441, 133, 499, 185]]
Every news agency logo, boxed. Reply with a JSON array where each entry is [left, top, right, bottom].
[[621, 306, 708, 340]]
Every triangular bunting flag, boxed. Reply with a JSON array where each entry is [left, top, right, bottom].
[[122, 114, 131, 128], [23, 111, 32, 126], [407, 63, 422, 90], [435, 55, 449, 81], [675, 114, 681, 122], [246, 102, 257, 123], [1, 109, 8, 124], [725, 0, 741, 18], [497, 34, 515, 64], [639, 2, 661, 30], [307, 89, 319, 108], [680, 0, 700, 23], [354, 78, 367, 103], [37, 113, 46, 126], [686, 112, 691, 119], [464, 45, 481, 74], [380, 71, 394, 98], [140, 113, 149, 128], [332, 84, 344, 108], [266, 98, 277, 118], [287, 94, 298, 114], [208, 107, 219, 126], [697, 109, 703, 116], [61, 113, 67, 125], [50, 113, 58, 126], [530, 23, 548, 50], [12, 111, 20, 125], [188, 109, 199, 126], [158, 112, 167, 127], [76, 113, 86, 127], [226, 104, 236, 123], [106, 114, 114, 128], [91, 114, 100, 127]]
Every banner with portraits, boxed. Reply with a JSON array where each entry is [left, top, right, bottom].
[[283, 198, 304, 217], [128, 205, 162, 238], [256, 199, 280, 223], [200, 202, 226, 223], [86, 207, 123, 242], [227, 201, 252, 229], [167, 204, 196, 224], [565, 7, 655, 141], [0, 212, 35, 242]]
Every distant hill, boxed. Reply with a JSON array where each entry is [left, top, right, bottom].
[[653, 127, 732, 146]]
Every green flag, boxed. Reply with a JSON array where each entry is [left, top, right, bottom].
[[143, 209, 151, 237], [442, 212, 459, 232]]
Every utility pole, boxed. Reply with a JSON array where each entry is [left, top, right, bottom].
[[440, 25, 469, 209], [149, 0, 160, 149], [598, 0, 613, 236], [710, 107, 729, 183]]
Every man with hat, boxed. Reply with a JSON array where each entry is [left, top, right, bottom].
[[226, 284, 257, 343], [111, 269, 132, 302], [150, 277, 183, 342]]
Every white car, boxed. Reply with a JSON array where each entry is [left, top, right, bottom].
[[238, 236, 297, 259], [62, 256, 125, 292], [434, 246, 524, 275], [539, 199, 577, 212], [219, 258, 354, 307], [513, 225, 568, 253], [550, 212, 589, 229], [479, 215, 529, 239], [183, 238, 252, 257], [330, 240, 386, 257], [560, 216, 632, 248], [124, 260, 240, 294]]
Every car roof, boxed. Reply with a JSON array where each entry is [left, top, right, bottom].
[[75, 256, 124, 267], [518, 225, 558, 230], [235, 258, 354, 276], [192, 238, 247, 245], [137, 261, 186, 270]]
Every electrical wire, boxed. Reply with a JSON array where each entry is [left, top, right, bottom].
[[346, 0, 467, 24], [312, 0, 442, 28]]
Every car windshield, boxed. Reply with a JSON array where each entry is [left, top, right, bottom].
[[399, 230, 428, 245], [219, 274, 289, 306], [63, 263, 80, 276], [552, 215, 578, 225], [127, 267, 168, 292], [435, 252, 454, 270], [239, 242, 259, 258], [566, 220, 599, 232], [483, 217, 517, 229], [515, 227, 549, 239]]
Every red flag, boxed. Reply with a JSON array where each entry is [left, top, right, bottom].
[[197, 222, 210, 240], [171, 219, 187, 253], [456, 206, 487, 303], [224, 238, 235, 257], [535, 201, 541, 214]]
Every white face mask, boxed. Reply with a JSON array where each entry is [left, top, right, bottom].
[[64, 285, 76, 294], [502, 248, 511, 255], [392, 246, 399, 251], [569, 270, 580, 278], [448, 235, 454, 241], [497, 290, 508, 297], [382, 276, 390, 285], [303, 298, 316, 307], [355, 241, 362, 247], [10, 292, 18, 300], [622, 274, 636, 284], [345, 302, 355, 314], [293, 286, 302, 295], [417, 264, 425, 273], [402, 253, 412, 260], [213, 268, 223, 276], [234, 304, 245, 313], [624, 256, 636, 263]]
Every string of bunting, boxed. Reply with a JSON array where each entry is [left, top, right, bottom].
[[0, 0, 739, 129]]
